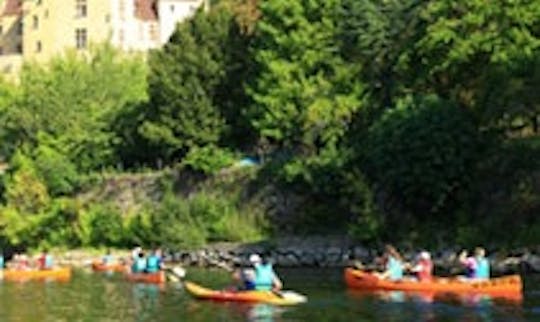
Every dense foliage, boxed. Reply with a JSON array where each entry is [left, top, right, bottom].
[[0, 0, 539, 250]]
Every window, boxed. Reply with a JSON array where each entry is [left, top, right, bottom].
[[149, 24, 158, 41], [33, 16, 39, 29], [17, 20, 23, 35], [16, 43, 22, 53], [170, 4, 175, 12], [0, 25, 3, 35], [75, 28, 87, 49], [45, 10, 49, 18], [36, 41, 42, 52], [37, 0, 42, 5], [0, 47, 3, 55], [119, 0, 125, 20], [76, 0, 87, 18]]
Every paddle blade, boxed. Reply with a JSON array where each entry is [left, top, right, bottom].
[[280, 291, 308, 303]]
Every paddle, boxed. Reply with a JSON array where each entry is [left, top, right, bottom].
[[164, 265, 186, 282]]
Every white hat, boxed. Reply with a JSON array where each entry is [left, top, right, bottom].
[[249, 254, 262, 264], [419, 251, 431, 260]]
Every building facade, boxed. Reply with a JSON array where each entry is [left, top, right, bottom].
[[0, 0, 206, 78]]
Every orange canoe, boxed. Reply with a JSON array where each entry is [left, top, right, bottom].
[[345, 268, 522, 295], [125, 271, 165, 284], [91, 261, 127, 273], [3, 267, 72, 282]]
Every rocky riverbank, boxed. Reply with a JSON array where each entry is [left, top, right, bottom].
[[166, 237, 540, 275], [53, 237, 540, 275]]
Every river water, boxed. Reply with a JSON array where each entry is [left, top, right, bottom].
[[0, 268, 537, 321]]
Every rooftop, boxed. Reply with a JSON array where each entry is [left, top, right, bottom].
[[134, 0, 158, 21], [1, 0, 22, 17]]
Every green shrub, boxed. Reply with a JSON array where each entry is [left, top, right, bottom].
[[182, 145, 236, 175], [124, 209, 155, 247], [78, 203, 125, 247], [34, 140, 79, 196], [4, 151, 50, 214], [363, 95, 482, 218], [39, 198, 81, 248], [345, 171, 382, 241], [150, 194, 208, 249]]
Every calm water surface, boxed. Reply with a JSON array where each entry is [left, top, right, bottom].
[[0, 268, 537, 321]]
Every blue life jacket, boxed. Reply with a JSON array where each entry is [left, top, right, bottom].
[[240, 269, 256, 290], [0, 255, 4, 269], [386, 256, 403, 281], [475, 257, 490, 279], [465, 265, 475, 278], [132, 257, 147, 273], [146, 255, 161, 273], [254, 264, 275, 291]]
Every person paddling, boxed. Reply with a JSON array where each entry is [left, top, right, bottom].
[[38, 250, 54, 270], [409, 251, 433, 282], [459, 247, 490, 279], [250, 254, 283, 291], [102, 249, 114, 265], [132, 252, 147, 273], [232, 262, 256, 291], [377, 245, 404, 281], [145, 249, 163, 273]]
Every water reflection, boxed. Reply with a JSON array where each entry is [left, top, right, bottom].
[[348, 289, 525, 322], [188, 301, 285, 322], [132, 283, 163, 322], [245, 304, 285, 322], [349, 289, 522, 305]]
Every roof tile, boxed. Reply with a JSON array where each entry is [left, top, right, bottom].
[[134, 0, 158, 21], [2, 0, 22, 17]]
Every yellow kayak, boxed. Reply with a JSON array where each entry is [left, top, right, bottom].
[[3, 267, 72, 281], [184, 281, 307, 306]]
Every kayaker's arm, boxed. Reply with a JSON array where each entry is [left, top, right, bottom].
[[272, 273, 283, 291]]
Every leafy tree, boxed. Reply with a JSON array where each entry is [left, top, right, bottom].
[[363, 95, 482, 220], [338, 0, 425, 111], [3, 151, 50, 214], [248, 0, 363, 154], [2, 44, 147, 171], [0, 78, 18, 158], [33, 134, 79, 196], [141, 7, 244, 162], [416, 0, 540, 131]]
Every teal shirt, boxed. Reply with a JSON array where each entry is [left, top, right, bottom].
[[146, 255, 161, 273], [132, 258, 147, 273], [254, 264, 275, 291], [44, 255, 54, 269], [386, 256, 403, 281], [102, 255, 114, 265], [475, 257, 490, 279]]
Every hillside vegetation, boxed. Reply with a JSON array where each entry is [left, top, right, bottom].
[[0, 0, 539, 251]]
